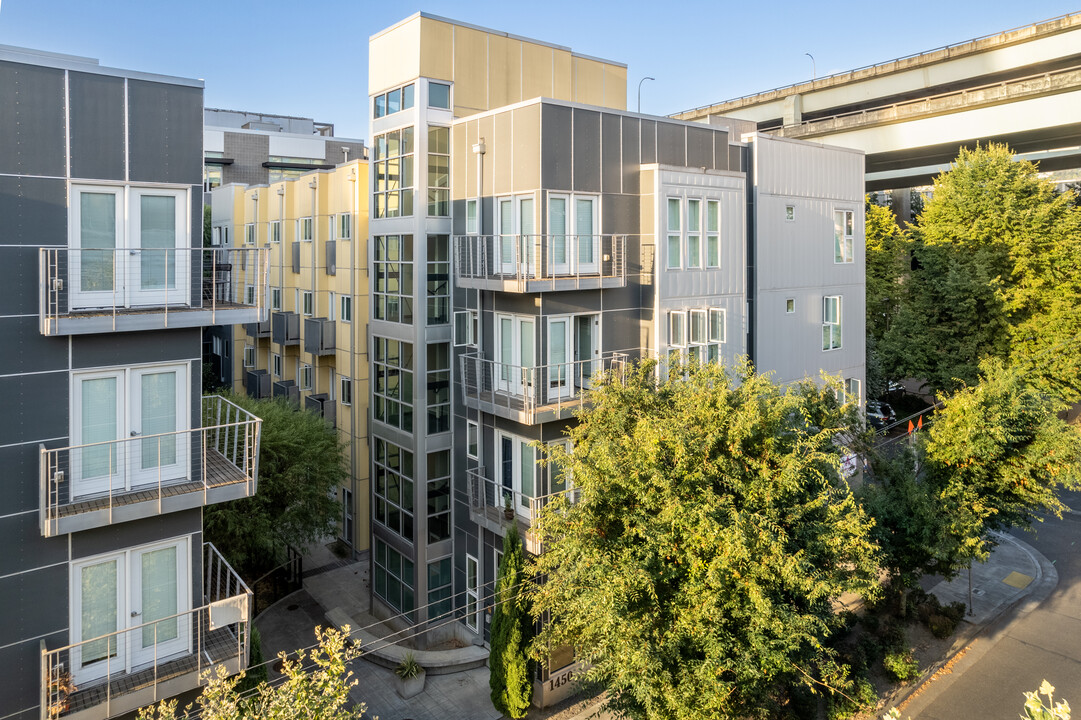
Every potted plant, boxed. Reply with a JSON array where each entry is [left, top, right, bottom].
[[394, 652, 426, 699], [503, 492, 514, 520], [46, 669, 76, 719]]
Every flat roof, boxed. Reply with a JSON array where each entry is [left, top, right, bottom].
[[0, 44, 203, 88]]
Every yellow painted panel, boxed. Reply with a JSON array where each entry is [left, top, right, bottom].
[[478, 115, 495, 197], [553, 51, 573, 101], [451, 124, 469, 200], [603, 65, 628, 110], [488, 35, 523, 109], [369, 17, 422, 94], [493, 110, 513, 196], [453, 26, 490, 114], [512, 104, 540, 192], [521, 43, 554, 100], [574, 57, 605, 106], [418, 16, 454, 82]]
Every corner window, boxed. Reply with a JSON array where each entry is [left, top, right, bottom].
[[427, 234, 450, 325], [834, 209, 855, 264], [373, 438, 414, 543], [427, 343, 451, 434], [428, 127, 450, 217], [373, 83, 415, 119], [429, 82, 451, 110], [373, 127, 414, 219], [822, 296, 842, 351]]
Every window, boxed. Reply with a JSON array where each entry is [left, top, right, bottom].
[[427, 450, 451, 543], [340, 295, 352, 323], [429, 82, 451, 109], [428, 127, 450, 217], [373, 83, 415, 119], [454, 310, 477, 346], [706, 200, 720, 268], [546, 193, 597, 275], [211, 227, 221, 246], [340, 376, 353, 406], [373, 127, 414, 219], [666, 198, 681, 269], [337, 213, 352, 240], [689, 309, 707, 345], [427, 235, 450, 325], [428, 557, 453, 620], [685, 308, 725, 364], [374, 337, 413, 432], [328, 292, 336, 321], [669, 310, 687, 348], [373, 438, 414, 542], [270, 220, 281, 243], [785, 205, 796, 222], [786, 298, 795, 314], [822, 296, 842, 350], [466, 199, 478, 234], [298, 217, 313, 242], [427, 343, 450, 434], [709, 308, 726, 344], [465, 554, 479, 632], [497, 432, 538, 516], [466, 420, 479, 459], [272, 353, 282, 378], [245, 284, 255, 305], [244, 223, 255, 246], [302, 291, 314, 316], [373, 538, 414, 618], [243, 346, 255, 368], [271, 287, 282, 311], [300, 363, 312, 390], [834, 209, 855, 264], [686, 199, 701, 268], [374, 235, 413, 324], [203, 164, 222, 192], [845, 378, 861, 407]]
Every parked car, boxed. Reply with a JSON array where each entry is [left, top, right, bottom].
[[866, 400, 896, 431]]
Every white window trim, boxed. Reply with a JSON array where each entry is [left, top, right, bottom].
[[454, 310, 477, 347], [340, 376, 353, 406], [465, 554, 479, 632], [270, 220, 281, 244], [243, 345, 255, 368], [686, 199, 702, 269], [834, 209, 855, 264], [338, 213, 352, 240], [669, 310, 687, 348], [823, 295, 842, 351], [688, 309, 707, 345], [466, 419, 479, 459], [271, 287, 282, 311], [302, 290, 314, 317], [496, 431, 537, 518], [298, 217, 313, 242], [300, 363, 313, 391], [705, 199, 721, 269], [709, 308, 726, 344], [272, 353, 282, 378], [785, 204, 796, 222], [340, 295, 352, 323], [466, 199, 478, 235], [666, 196, 682, 270], [244, 223, 255, 246]]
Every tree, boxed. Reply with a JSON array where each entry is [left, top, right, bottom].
[[138, 626, 363, 720], [490, 523, 533, 718], [203, 204, 213, 247], [864, 200, 907, 345], [204, 393, 346, 576], [882, 144, 1081, 399], [530, 360, 880, 720]]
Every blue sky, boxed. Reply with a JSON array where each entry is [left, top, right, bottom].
[[0, 1, 1076, 141]]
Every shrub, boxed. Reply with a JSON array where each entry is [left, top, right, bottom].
[[236, 626, 269, 693], [883, 649, 920, 683], [395, 652, 423, 680], [826, 676, 877, 720]]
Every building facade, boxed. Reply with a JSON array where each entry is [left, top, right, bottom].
[[0, 46, 264, 719], [365, 16, 864, 707], [211, 161, 371, 553]]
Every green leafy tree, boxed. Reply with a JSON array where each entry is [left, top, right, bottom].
[[865, 200, 907, 345], [203, 204, 213, 247], [204, 393, 346, 576], [882, 144, 1081, 399], [530, 359, 880, 720], [138, 626, 363, 720], [490, 523, 533, 718]]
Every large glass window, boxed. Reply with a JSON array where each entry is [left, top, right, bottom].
[[373, 538, 414, 618], [429, 82, 451, 109], [374, 337, 414, 432], [834, 209, 855, 263], [374, 235, 413, 324], [686, 199, 701, 268], [427, 450, 451, 543], [428, 127, 450, 217], [823, 296, 842, 350], [427, 343, 450, 434], [427, 235, 450, 325], [667, 198, 681, 269], [373, 83, 415, 119], [374, 438, 414, 542], [374, 127, 414, 219], [428, 557, 453, 620]]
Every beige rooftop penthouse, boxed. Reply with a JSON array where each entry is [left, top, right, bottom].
[[369, 12, 627, 115]]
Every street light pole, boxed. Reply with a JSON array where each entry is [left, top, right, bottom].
[[637, 76, 655, 113], [805, 53, 816, 81]]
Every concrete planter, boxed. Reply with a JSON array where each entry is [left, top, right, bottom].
[[395, 669, 426, 699]]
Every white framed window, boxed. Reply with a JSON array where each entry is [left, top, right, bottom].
[[454, 310, 477, 346], [340, 376, 353, 406], [845, 378, 861, 406], [822, 296, 842, 351], [244, 223, 255, 246], [465, 554, 479, 632], [340, 295, 352, 323], [466, 420, 479, 459], [688, 309, 707, 345], [338, 213, 352, 240], [786, 298, 795, 314], [669, 310, 687, 348], [211, 227, 222, 246], [243, 345, 255, 368], [666, 197, 681, 269], [429, 82, 451, 109], [298, 217, 313, 242], [300, 363, 312, 390], [212, 335, 223, 356], [328, 292, 336, 321], [271, 287, 282, 311], [706, 200, 720, 268], [245, 284, 255, 305], [709, 308, 726, 344], [272, 353, 282, 378], [302, 291, 314, 316], [785, 205, 796, 222], [497, 431, 537, 517], [270, 220, 281, 243], [686, 199, 702, 269], [466, 199, 478, 234], [834, 209, 855, 264]]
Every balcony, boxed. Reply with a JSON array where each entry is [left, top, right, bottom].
[[459, 352, 628, 424], [273, 379, 299, 404], [41, 543, 251, 720], [272, 311, 300, 345], [39, 396, 261, 538], [454, 234, 627, 293], [245, 317, 271, 339], [305, 393, 336, 427], [304, 317, 336, 356], [466, 466, 578, 554], [245, 369, 271, 399], [39, 247, 268, 336]]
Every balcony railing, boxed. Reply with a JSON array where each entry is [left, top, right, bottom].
[[39, 396, 261, 537], [459, 351, 629, 424], [40, 247, 268, 335], [454, 234, 627, 292], [466, 466, 578, 552], [41, 542, 251, 720]]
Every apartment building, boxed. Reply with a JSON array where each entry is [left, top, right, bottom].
[[365, 14, 865, 707], [0, 46, 265, 719], [203, 109, 366, 194], [210, 161, 370, 552]]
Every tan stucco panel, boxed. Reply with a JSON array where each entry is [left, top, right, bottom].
[[603, 65, 628, 109], [492, 111, 513, 196], [370, 18, 421, 94], [573, 57, 605, 106], [418, 16, 454, 82], [512, 104, 540, 192], [453, 25, 490, 114], [553, 51, 573, 100], [522, 43, 554, 100]]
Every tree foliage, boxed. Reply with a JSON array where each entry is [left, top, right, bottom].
[[530, 360, 880, 720], [137, 626, 363, 720], [881, 144, 1081, 398], [204, 393, 346, 576], [490, 523, 533, 718], [865, 200, 907, 345]]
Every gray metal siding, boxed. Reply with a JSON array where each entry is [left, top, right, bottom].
[[540, 104, 572, 190], [640, 119, 657, 164], [0, 61, 66, 177], [601, 113, 621, 193], [0, 371, 67, 445], [71, 511, 202, 560], [0, 317, 68, 374], [571, 109, 600, 193], [0, 563, 67, 647], [69, 71, 126, 181], [0, 512, 68, 578], [620, 117, 640, 195], [127, 80, 203, 185], [0, 443, 58, 515], [71, 328, 201, 368], [656, 122, 686, 167], [0, 632, 67, 720], [686, 126, 715, 169], [0, 174, 67, 246]]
